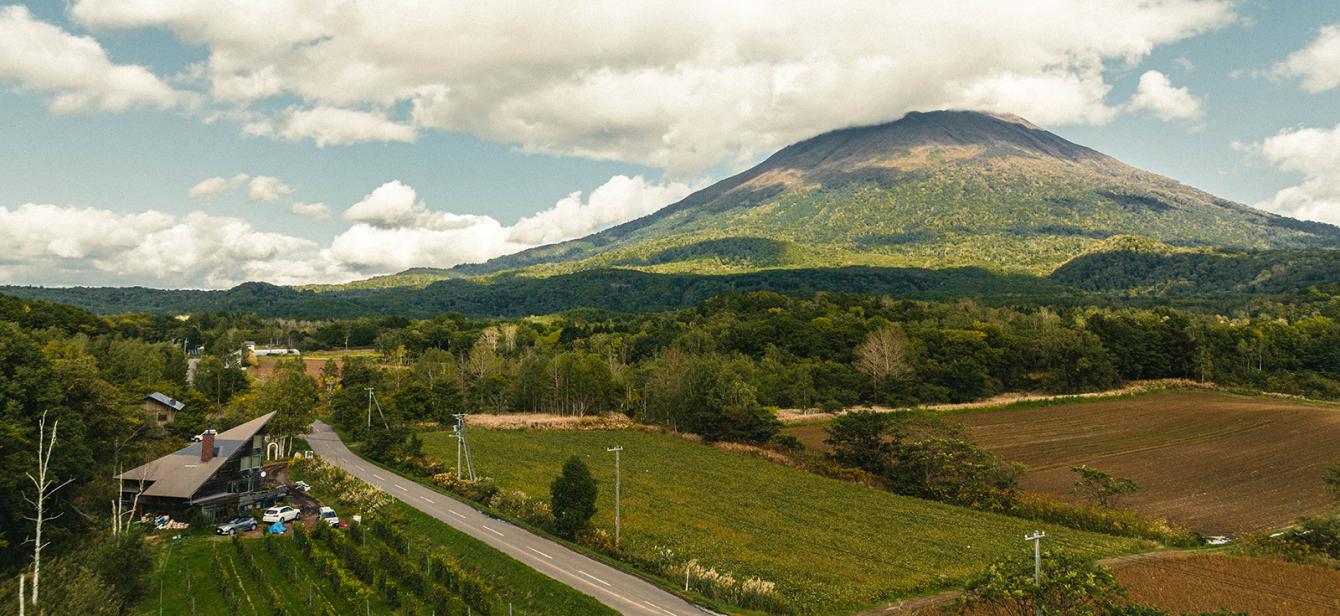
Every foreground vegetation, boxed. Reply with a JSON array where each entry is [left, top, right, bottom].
[[418, 428, 1151, 615], [289, 456, 616, 616]]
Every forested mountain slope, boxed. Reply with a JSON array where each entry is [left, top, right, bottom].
[[450, 110, 1340, 277]]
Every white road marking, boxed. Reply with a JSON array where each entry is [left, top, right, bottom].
[[449, 510, 467, 519], [394, 484, 408, 492], [527, 546, 553, 559], [579, 570, 611, 587], [373, 474, 386, 480], [419, 496, 434, 504], [644, 601, 677, 616], [482, 525, 504, 537], [354, 465, 365, 471]]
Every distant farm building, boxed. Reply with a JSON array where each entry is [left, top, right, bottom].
[[253, 348, 301, 356], [142, 392, 186, 426]]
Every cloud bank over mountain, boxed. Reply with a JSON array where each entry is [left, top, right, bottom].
[[36, 0, 1234, 175]]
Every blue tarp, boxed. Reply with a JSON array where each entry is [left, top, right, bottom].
[[268, 520, 287, 534]]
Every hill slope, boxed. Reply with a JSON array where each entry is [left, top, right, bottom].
[[452, 110, 1340, 277]]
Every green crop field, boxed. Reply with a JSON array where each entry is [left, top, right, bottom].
[[421, 429, 1154, 615], [136, 533, 399, 616], [135, 470, 615, 616]]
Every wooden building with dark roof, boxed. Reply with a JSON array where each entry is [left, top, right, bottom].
[[116, 412, 286, 519]]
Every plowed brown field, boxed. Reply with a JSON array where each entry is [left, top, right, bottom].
[[1116, 553, 1340, 615], [929, 554, 1340, 616], [782, 392, 1340, 535], [255, 356, 333, 381]]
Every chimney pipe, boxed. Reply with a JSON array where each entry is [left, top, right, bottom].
[[201, 429, 217, 463]]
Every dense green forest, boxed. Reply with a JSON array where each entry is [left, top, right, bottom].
[[8, 239, 1340, 321]]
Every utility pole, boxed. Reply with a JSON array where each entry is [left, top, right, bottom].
[[606, 446, 623, 545], [451, 413, 476, 481], [453, 415, 464, 480], [365, 388, 374, 428], [1025, 530, 1045, 616]]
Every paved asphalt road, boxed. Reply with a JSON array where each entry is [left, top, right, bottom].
[[307, 421, 713, 616]]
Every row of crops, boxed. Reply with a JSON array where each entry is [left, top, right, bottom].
[[147, 525, 545, 616]]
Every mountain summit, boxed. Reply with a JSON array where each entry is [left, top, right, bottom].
[[454, 110, 1340, 277]]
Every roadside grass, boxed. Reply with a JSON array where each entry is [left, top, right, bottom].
[[290, 459, 617, 616], [420, 429, 1154, 615]]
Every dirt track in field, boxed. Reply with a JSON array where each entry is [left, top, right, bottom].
[[783, 392, 1340, 535]]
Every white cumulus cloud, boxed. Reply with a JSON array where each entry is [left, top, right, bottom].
[[1125, 70, 1204, 121], [0, 202, 343, 288], [287, 202, 331, 220], [0, 5, 186, 114], [277, 107, 416, 147], [331, 176, 692, 274], [342, 180, 426, 228], [188, 173, 249, 199], [509, 175, 696, 246], [67, 0, 1233, 174], [1239, 124, 1340, 226], [247, 175, 294, 203], [1273, 24, 1340, 93]]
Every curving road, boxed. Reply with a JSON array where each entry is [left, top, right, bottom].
[[306, 421, 713, 616]]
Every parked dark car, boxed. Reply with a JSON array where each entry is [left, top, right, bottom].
[[215, 516, 257, 535]]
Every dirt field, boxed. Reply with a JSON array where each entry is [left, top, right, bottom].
[[1116, 553, 1340, 615], [254, 356, 333, 381], [783, 392, 1340, 535], [904, 553, 1340, 615]]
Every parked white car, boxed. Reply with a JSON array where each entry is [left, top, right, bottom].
[[318, 506, 340, 527], [261, 505, 299, 523]]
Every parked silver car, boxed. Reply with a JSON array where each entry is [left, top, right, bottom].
[[215, 516, 257, 535]]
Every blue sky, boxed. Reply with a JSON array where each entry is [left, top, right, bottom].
[[1, 0, 1338, 288]]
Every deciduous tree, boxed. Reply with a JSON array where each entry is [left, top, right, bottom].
[[1070, 466, 1140, 509], [854, 324, 913, 394], [550, 455, 598, 539]]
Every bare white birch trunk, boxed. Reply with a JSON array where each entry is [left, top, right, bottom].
[[25, 411, 72, 608]]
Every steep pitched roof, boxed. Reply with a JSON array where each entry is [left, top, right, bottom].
[[117, 412, 275, 500]]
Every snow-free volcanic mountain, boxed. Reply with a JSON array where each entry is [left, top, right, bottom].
[[452, 110, 1340, 277]]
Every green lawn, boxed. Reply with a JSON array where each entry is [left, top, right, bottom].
[[422, 429, 1154, 615]]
